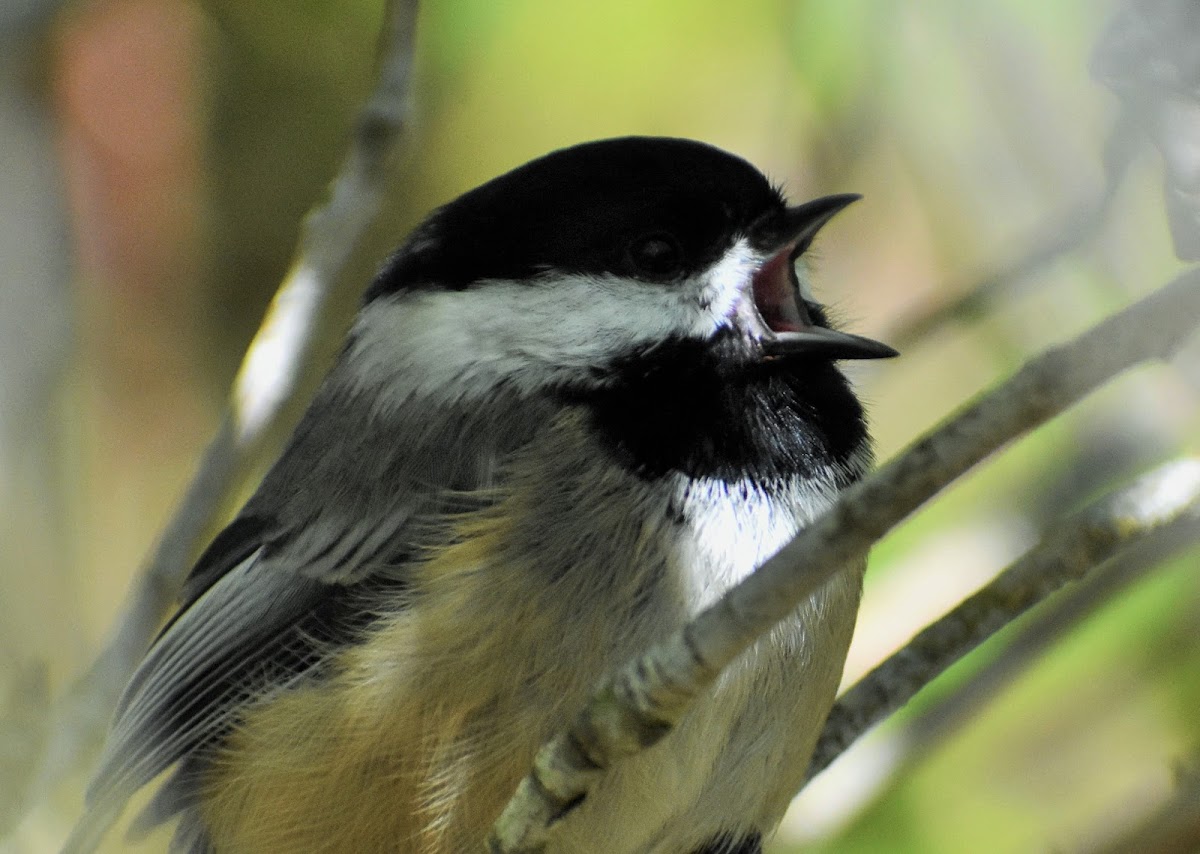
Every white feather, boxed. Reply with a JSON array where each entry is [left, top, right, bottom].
[[343, 240, 761, 414]]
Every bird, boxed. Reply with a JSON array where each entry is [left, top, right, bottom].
[[66, 136, 896, 854]]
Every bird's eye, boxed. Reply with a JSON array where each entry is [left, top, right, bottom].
[[628, 233, 683, 277]]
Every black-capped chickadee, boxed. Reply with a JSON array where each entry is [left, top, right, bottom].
[[67, 136, 896, 854]]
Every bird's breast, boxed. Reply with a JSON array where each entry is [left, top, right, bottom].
[[197, 414, 863, 853]]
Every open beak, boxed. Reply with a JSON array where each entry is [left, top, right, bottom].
[[749, 195, 898, 362]]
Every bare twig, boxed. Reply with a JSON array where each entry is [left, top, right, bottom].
[[806, 458, 1200, 784], [901, 507, 1196, 760], [27, 0, 420, 806], [489, 269, 1200, 853]]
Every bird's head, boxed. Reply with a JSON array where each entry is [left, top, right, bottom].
[[343, 137, 895, 417]]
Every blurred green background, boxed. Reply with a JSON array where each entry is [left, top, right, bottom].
[[1, 0, 1197, 851]]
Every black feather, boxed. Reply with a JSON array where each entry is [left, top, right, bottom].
[[365, 136, 784, 297], [568, 333, 867, 483]]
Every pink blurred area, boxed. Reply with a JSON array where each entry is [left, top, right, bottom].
[[57, 0, 204, 297], [49, 0, 216, 651]]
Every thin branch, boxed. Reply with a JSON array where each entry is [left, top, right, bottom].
[[780, 515, 1199, 843], [232, 0, 419, 443], [901, 508, 1198, 758], [27, 0, 420, 805], [806, 458, 1200, 784], [489, 269, 1200, 853]]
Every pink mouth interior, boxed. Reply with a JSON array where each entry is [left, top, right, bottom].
[[751, 248, 807, 333]]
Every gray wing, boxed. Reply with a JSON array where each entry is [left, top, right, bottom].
[[65, 381, 548, 852]]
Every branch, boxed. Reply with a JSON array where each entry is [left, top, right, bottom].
[[904, 504, 1196, 753], [806, 457, 1200, 785], [489, 269, 1200, 853], [27, 0, 420, 804]]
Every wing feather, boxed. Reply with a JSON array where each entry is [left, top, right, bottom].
[[66, 382, 549, 851]]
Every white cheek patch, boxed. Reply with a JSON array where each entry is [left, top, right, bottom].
[[698, 239, 757, 323], [343, 239, 763, 412]]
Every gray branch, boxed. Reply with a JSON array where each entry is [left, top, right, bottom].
[[806, 457, 1200, 785], [489, 268, 1200, 853], [854, 505, 1199, 805], [25, 0, 420, 808]]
